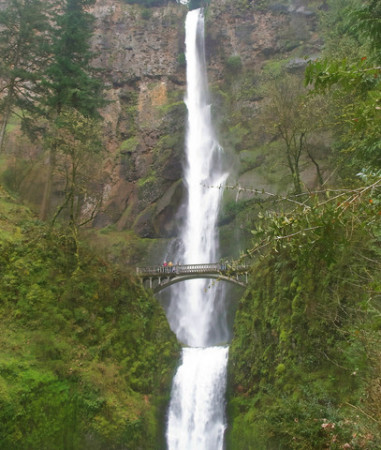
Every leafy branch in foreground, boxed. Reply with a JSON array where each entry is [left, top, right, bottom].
[[304, 0, 381, 172], [204, 179, 380, 261], [244, 179, 380, 259]]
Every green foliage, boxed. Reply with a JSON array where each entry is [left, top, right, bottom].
[[305, 0, 381, 172], [305, 57, 381, 171], [0, 188, 180, 448], [0, 0, 52, 148], [120, 136, 139, 153], [220, 198, 253, 225], [225, 55, 243, 74], [44, 0, 105, 118], [261, 74, 330, 193], [233, 0, 268, 13], [44, 108, 105, 266], [227, 185, 381, 449], [0, 0, 106, 153], [261, 59, 289, 78], [189, 0, 210, 11], [141, 7, 152, 20], [350, 0, 381, 55], [177, 52, 186, 67]]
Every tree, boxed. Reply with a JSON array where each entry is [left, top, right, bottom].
[[40, 0, 106, 220], [0, 0, 51, 151], [261, 75, 329, 194], [48, 108, 103, 267], [43, 0, 105, 117], [305, 0, 381, 172], [351, 0, 381, 54]]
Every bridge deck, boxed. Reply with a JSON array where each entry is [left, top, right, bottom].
[[136, 262, 248, 277], [136, 262, 249, 292]]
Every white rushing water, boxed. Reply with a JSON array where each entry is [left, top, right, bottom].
[[166, 9, 229, 450], [167, 347, 229, 450]]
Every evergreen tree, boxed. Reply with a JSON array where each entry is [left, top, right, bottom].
[[0, 0, 51, 151], [40, 0, 106, 220], [44, 0, 105, 117]]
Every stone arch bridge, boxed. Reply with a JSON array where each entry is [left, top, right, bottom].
[[136, 262, 249, 293]]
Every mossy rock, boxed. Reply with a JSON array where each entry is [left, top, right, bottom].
[[133, 204, 157, 238], [137, 172, 169, 209]]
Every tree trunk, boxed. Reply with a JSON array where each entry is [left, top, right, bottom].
[[285, 144, 302, 195], [39, 145, 56, 221], [0, 95, 13, 152], [293, 169, 302, 195], [307, 148, 324, 187], [69, 168, 80, 271]]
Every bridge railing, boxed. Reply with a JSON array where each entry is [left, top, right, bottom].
[[136, 262, 249, 277]]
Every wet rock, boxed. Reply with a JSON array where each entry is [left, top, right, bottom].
[[133, 205, 156, 238], [286, 55, 319, 72]]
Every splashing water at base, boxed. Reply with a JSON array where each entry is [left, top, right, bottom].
[[167, 347, 229, 450]]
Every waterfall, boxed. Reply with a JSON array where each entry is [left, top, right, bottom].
[[166, 9, 229, 450]]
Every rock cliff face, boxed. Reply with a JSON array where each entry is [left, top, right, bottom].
[[89, 1, 188, 238], [206, 0, 320, 72], [89, 0, 322, 244], [0, 0, 323, 246]]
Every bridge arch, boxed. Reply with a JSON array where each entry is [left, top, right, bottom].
[[151, 273, 246, 293], [136, 262, 248, 293]]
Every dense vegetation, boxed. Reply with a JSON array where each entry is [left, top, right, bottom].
[[0, 187, 179, 449], [0, 0, 106, 227], [226, 0, 381, 448], [227, 189, 380, 448], [0, 0, 379, 448]]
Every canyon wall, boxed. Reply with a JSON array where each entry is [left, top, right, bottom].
[[88, 0, 322, 247]]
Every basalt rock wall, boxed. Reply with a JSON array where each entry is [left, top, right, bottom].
[[1, 0, 322, 250], [89, 1, 188, 238], [89, 0, 321, 243]]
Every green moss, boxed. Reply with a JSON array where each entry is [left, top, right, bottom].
[[158, 100, 186, 117], [227, 191, 380, 449], [5, 123, 17, 133], [119, 136, 139, 153], [137, 171, 157, 188], [177, 53, 186, 67], [0, 184, 180, 449], [226, 55, 243, 73], [261, 58, 289, 78]]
